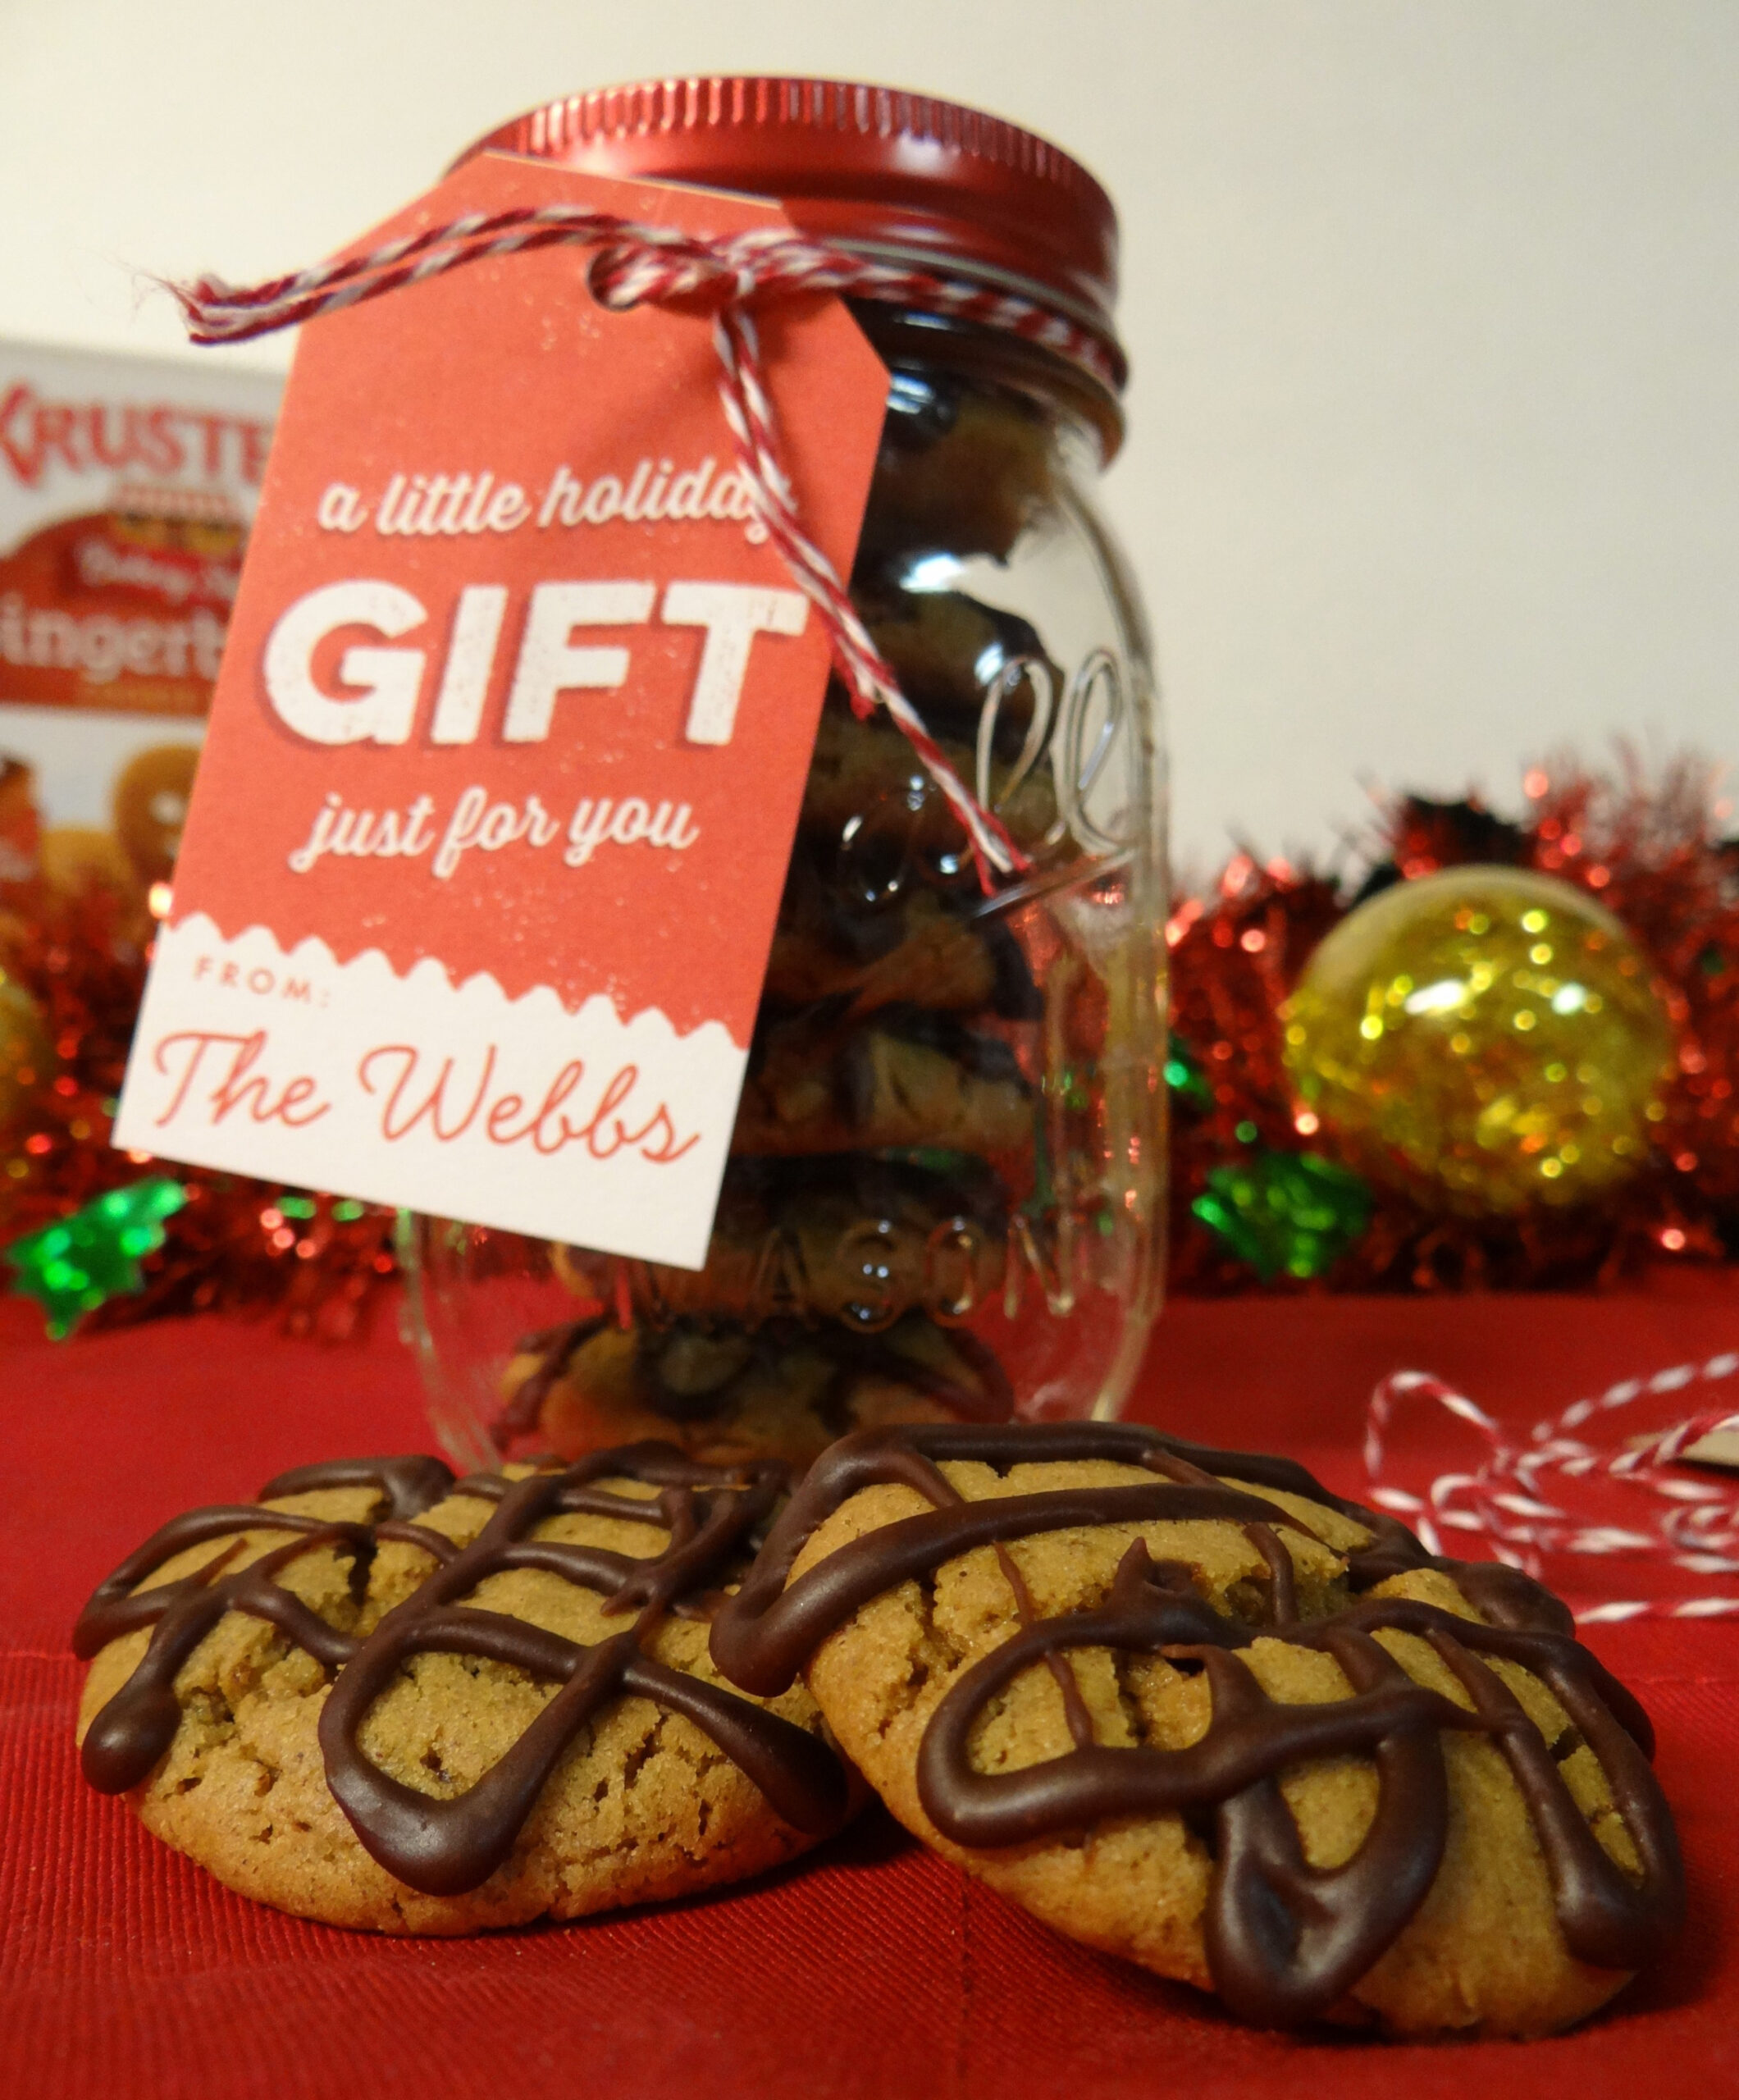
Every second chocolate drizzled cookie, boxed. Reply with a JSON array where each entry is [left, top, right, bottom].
[[710, 1420, 1683, 2037]]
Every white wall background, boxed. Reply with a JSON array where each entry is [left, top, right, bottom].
[[2, 0, 1733, 881]]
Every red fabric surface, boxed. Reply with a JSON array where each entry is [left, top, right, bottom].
[[4, 1283, 1737, 2098]]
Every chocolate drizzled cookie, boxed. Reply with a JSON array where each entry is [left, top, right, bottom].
[[75, 1447, 849, 1932], [710, 1422, 1683, 2036]]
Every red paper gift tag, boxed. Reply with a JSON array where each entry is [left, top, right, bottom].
[[113, 157, 888, 1267]]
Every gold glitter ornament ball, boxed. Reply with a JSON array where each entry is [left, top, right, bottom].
[[1281, 867, 1675, 1214]]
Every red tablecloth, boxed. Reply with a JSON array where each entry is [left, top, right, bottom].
[[5, 1283, 1737, 2098]]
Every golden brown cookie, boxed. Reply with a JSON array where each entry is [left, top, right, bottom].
[[37, 822, 134, 897], [0, 754, 40, 886], [502, 1310, 1013, 1473], [856, 583, 1055, 739], [735, 1005, 1031, 1159], [711, 1422, 1683, 2038], [112, 741, 199, 888], [764, 872, 1038, 1020], [799, 702, 1059, 860], [76, 1448, 849, 1932], [855, 385, 1056, 564]]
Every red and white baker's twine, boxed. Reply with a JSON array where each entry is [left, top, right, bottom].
[[171, 205, 1123, 883], [1364, 1354, 1739, 1623]]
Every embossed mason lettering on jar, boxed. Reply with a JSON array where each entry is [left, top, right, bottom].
[[401, 76, 1169, 1471]]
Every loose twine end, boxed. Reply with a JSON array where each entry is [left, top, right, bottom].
[[1365, 1355, 1739, 1621]]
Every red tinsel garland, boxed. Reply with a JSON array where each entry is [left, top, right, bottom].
[[1168, 754, 1739, 1292], [3, 754, 1736, 1331]]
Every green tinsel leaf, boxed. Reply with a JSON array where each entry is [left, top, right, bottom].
[[5, 1176, 188, 1338], [1192, 1149, 1371, 1282]]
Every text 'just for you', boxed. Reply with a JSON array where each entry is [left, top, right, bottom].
[[288, 784, 701, 879]]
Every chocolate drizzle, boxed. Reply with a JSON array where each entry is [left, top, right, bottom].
[[710, 1421, 1683, 2025], [77, 1444, 849, 1897], [75, 1454, 454, 1796]]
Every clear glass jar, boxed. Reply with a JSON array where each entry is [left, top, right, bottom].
[[401, 79, 1168, 1472]]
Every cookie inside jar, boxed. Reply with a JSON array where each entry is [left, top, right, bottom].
[[400, 78, 1166, 1476]]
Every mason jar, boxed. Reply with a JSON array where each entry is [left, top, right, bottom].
[[401, 75, 1167, 1472]]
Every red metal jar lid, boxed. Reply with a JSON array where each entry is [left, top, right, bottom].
[[456, 76, 1121, 384]]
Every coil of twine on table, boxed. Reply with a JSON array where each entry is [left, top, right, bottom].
[[1365, 1352, 1739, 1622]]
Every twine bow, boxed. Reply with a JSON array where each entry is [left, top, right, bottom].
[[173, 203, 1123, 884]]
